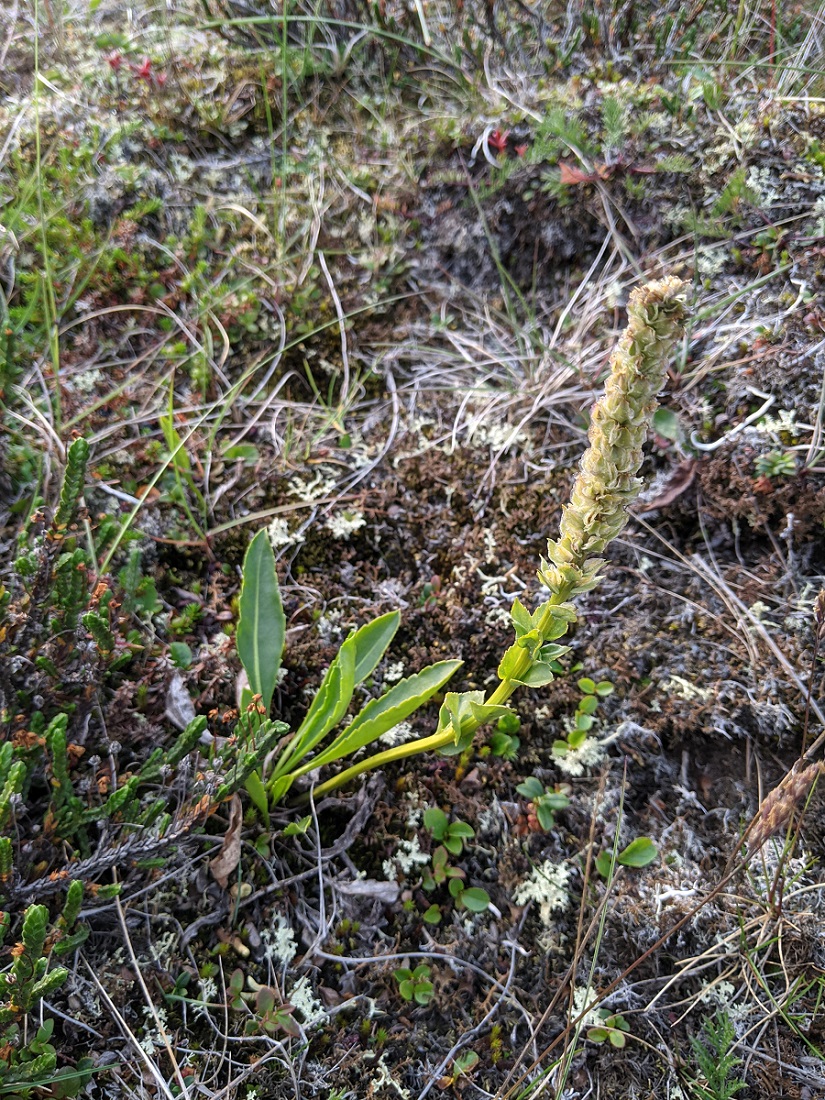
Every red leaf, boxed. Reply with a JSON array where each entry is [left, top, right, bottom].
[[132, 57, 153, 81], [487, 129, 510, 154]]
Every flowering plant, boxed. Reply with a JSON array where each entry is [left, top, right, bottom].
[[234, 278, 687, 807]]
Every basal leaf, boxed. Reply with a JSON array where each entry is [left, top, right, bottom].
[[245, 770, 270, 820], [160, 413, 190, 471], [237, 530, 285, 717], [305, 660, 462, 770], [351, 610, 400, 683], [272, 635, 357, 777]]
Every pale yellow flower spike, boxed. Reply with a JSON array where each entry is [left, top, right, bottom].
[[540, 276, 687, 601]]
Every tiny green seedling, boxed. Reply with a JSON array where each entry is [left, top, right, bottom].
[[553, 677, 614, 758], [423, 807, 474, 855], [587, 1010, 631, 1048], [228, 969, 301, 1038], [595, 837, 658, 877], [488, 712, 521, 761], [394, 964, 434, 1005], [283, 815, 312, 837], [421, 845, 491, 922], [754, 450, 796, 479], [516, 777, 570, 831], [438, 1049, 480, 1088]]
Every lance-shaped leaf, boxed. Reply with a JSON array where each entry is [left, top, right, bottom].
[[270, 612, 399, 780], [237, 530, 286, 717], [351, 610, 400, 682], [299, 660, 462, 772], [270, 635, 357, 780]]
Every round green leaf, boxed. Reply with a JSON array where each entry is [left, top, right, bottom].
[[618, 837, 658, 868], [459, 887, 490, 912]]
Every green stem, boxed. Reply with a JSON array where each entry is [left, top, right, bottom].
[[308, 581, 577, 802]]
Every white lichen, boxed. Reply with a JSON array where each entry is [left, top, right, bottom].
[[268, 516, 304, 548], [262, 915, 297, 967], [288, 975, 327, 1029], [367, 1052, 411, 1098], [382, 835, 430, 880], [513, 860, 571, 926], [379, 719, 416, 747], [570, 984, 602, 1028], [383, 660, 405, 684], [554, 736, 605, 777], [326, 510, 366, 539]]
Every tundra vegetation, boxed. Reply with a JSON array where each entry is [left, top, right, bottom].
[[1, 1, 825, 1098]]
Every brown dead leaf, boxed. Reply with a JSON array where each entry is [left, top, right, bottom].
[[559, 161, 598, 185], [638, 460, 698, 512], [209, 793, 243, 889], [559, 161, 614, 185]]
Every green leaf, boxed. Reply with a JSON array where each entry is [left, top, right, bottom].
[[424, 807, 448, 839], [222, 443, 260, 464], [497, 642, 523, 681], [595, 681, 614, 696], [516, 777, 544, 800], [497, 712, 521, 734], [510, 598, 533, 636], [512, 663, 557, 688], [245, 770, 269, 821], [587, 1026, 609, 1044], [595, 851, 613, 878], [283, 815, 312, 836], [578, 694, 599, 715], [577, 677, 596, 694], [652, 407, 680, 441], [468, 704, 511, 731], [448, 822, 474, 839], [237, 530, 286, 717], [423, 904, 442, 924], [453, 1051, 479, 1076], [351, 611, 400, 683], [414, 981, 434, 1005], [618, 837, 658, 868], [269, 774, 293, 806], [306, 660, 462, 770], [608, 1029, 627, 1048], [274, 634, 358, 777], [459, 887, 490, 912], [435, 691, 509, 755], [169, 641, 193, 669], [160, 413, 191, 471]]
